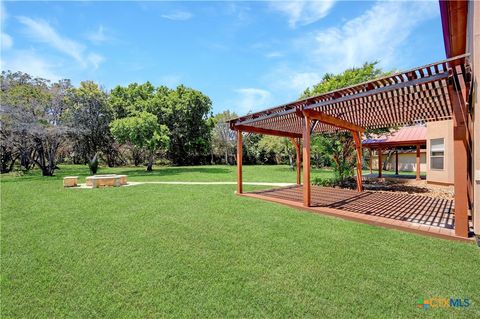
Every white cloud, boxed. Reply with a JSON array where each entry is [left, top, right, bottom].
[[265, 51, 283, 58], [263, 0, 439, 101], [17, 16, 104, 69], [299, 1, 439, 72], [86, 25, 108, 44], [234, 88, 272, 113], [1, 50, 61, 80], [270, 0, 335, 28], [1, 3, 13, 50], [1, 32, 12, 50], [263, 66, 322, 99], [87, 53, 105, 70], [161, 11, 193, 21]]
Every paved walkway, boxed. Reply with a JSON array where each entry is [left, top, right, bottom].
[[74, 181, 295, 189]]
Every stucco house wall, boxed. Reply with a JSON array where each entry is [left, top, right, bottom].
[[372, 152, 426, 172], [426, 120, 454, 185]]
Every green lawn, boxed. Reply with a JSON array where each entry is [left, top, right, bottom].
[[1, 165, 479, 318]]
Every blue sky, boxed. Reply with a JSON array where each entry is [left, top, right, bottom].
[[1, 1, 445, 115]]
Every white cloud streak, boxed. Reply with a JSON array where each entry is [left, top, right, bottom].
[[1, 50, 61, 80], [234, 88, 272, 113], [161, 11, 193, 21], [17, 16, 104, 70], [86, 25, 108, 44], [299, 1, 439, 72], [264, 0, 439, 101], [270, 0, 336, 28], [1, 2, 13, 50]]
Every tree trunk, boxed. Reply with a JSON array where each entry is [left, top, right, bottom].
[[146, 153, 154, 172]]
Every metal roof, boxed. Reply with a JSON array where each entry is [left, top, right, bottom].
[[363, 125, 427, 147]]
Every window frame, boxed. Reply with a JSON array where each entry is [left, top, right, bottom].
[[430, 138, 445, 170]]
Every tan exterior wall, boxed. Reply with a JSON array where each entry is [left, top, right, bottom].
[[426, 120, 454, 184], [372, 152, 426, 172], [467, 0, 480, 234]]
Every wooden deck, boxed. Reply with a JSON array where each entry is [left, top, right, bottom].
[[242, 185, 473, 242]]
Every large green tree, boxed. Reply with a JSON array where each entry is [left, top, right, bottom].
[[167, 85, 213, 165], [108, 83, 213, 165], [110, 111, 170, 171]]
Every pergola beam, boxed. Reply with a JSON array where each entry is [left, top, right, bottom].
[[233, 125, 302, 138], [302, 109, 365, 133]]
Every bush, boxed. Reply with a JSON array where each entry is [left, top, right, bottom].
[[313, 176, 356, 188], [312, 176, 339, 187]]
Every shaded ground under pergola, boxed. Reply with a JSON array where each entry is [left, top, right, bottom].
[[242, 185, 476, 242], [229, 55, 473, 240]]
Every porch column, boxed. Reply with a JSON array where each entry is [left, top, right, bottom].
[[352, 131, 363, 192], [290, 138, 301, 185], [395, 150, 399, 175], [369, 148, 373, 174], [378, 147, 382, 178], [295, 139, 301, 185], [236, 130, 243, 194], [448, 82, 469, 238], [302, 116, 311, 207], [415, 144, 421, 180]]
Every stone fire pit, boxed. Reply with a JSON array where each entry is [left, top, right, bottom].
[[86, 174, 128, 188]]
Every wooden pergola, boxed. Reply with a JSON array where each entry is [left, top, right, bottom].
[[229, 54, 472, 238]]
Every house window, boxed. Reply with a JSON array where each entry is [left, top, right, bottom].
[[430, 138, 444, 170]]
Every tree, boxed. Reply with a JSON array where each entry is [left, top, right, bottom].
[[302, 62, 388, 183], [257, 136, 294, 166], [0, 71, 73, 176], [166, 85, 213, 165], [110, 111, 170, 171], [108, 83, 213, 165], [68, 81, 114, 166], [210, 110, 237, 164]]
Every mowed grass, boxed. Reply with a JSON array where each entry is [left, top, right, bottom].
[[5, 164, 335, 183], [1, 165, 479, 318]]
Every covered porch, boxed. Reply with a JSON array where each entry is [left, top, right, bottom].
[[229, 55, 473, 240]]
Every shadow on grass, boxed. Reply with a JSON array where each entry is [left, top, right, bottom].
[[111, 166, 232, 178]]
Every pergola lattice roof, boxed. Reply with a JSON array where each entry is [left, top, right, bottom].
[[229, 54, 470, 137]]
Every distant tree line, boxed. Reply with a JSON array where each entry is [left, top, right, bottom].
[[1, 62, 387, 177], [0, 71, 303, 176]]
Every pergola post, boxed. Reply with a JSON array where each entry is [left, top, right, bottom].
[[302, 116, 311, 207], [395, 150, 399, 175], [369, 148, 373, 174], [415, 144, 421, 180], [378, 147, 383, 178], [448, 81, 469, 238], [352, 131, 363, 192], [290, 138, 302, 185], [236, 130, 243, 194]]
